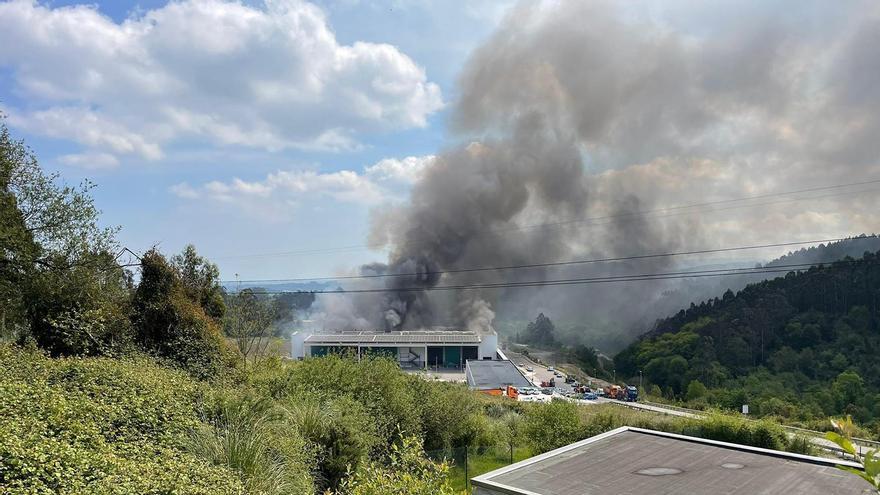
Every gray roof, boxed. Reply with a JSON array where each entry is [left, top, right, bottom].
[[466, 360, 531, 390], [304, 329, 482, 344], [473, 427, 869, 495]]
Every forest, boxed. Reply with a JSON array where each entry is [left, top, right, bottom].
[[615, 250, 880, 434]]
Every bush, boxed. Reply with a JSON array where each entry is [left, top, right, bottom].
[[188, 393, 314, 494], [0, 345, 242, 494], [522, 400, 584, 453], [333, 435, 454, 495]]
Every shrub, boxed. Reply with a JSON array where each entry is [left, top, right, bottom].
[[0, 345, 242, 494], [188, 393, 313, 494], [334, 435, 454, 495], [522, 400, 584, 453]]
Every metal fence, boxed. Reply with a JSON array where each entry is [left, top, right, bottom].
[[425, 445, 528, 493]]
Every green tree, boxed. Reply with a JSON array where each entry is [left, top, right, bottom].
[[224, 288, 276, 361], [132, 249, 230, 378], [686, 380, 708, 401], [0, 125, 38, 339], [172, 244, 225, 320], [0, 120, 128, 354], [522, 313, 556, 347]]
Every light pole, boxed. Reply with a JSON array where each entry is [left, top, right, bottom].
[[612, 369, 616, 383], [639, 370, 643, 390]]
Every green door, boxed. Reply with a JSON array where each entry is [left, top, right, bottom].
[[443, 346, 461, 368]]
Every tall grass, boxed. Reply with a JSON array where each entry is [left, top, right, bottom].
[[188, 395, 313, 494]]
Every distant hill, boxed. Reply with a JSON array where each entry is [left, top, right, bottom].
[[615, 248, 880, 426], [223, 280, 338, 292]]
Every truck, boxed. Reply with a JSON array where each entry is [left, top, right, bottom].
[[540, 377, 556, 388], [505, 385, 520, 400], [603, 385, 627, 400], [625, 385, 639, 402]]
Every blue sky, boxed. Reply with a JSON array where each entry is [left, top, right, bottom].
[[0, 0, 513, 280], [3, 0, 879, 289]]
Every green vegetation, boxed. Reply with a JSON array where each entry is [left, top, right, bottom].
[[825, 416, 880, 492], [0, 122, 870, 492], [616, 251, 880, 434]]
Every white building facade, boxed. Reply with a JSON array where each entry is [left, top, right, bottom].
[[291, 329, 498, 369]]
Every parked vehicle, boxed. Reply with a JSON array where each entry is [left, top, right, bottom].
[[547, 367, 555, 372], [565, 376, 575, 384], [583, 392, 598, 400], [526, 367, 534, 372]]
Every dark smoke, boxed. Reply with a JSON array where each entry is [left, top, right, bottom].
[[317, 0, 880, 348]]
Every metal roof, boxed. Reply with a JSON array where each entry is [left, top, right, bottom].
[[473, 427, 869, 495], [466, 360, 532, 390], [304, 330, 482, 344]]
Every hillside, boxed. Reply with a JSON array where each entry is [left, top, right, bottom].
[[615, 250, 880, 431]]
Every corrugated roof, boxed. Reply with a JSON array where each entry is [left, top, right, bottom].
[[304, 330, 482, 344], [473, 427, 868, 495], [466, 360, 531, 390]]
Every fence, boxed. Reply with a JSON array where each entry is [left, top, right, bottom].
[[425, 444, 531, 493]]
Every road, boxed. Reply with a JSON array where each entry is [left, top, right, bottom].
[[504, 348, 876, 459], [505, 349, 606, 389]]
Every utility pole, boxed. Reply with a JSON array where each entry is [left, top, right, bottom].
[[639, 370, 643, 390]]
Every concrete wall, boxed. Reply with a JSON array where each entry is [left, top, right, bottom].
[[478, 333, 498, 360], [291, 331, 309, 359]]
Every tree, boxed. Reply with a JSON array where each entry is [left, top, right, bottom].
[[224, 288, 276, 361], [132, 249, 230, 378], [572, 344, 599, 371], [686, 380, 708, 401], [0, 120, 128, 353], [0, 125, 38, 338], [171, 244, 225, 320], [522, 313, 556, 347]]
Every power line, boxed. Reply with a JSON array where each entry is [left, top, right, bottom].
[[227, 258, 865, 295], [221, 236, 859, 284], [213, 177, 880, 259]]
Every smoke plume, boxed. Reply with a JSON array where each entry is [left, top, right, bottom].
[[319, 0, 880, 348]]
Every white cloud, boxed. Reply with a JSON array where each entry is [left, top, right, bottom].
[[171, 154, 434, 211], [57, 151, 120, 170], [365, 155, 435, 183], [0, 0, 443, 162]]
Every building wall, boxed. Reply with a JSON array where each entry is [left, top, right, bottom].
[[479, 334, 498, 360], [473, 486, 506, 495], [291, 331, 308, 359]]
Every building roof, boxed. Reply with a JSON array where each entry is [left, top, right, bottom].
[[466, 360, 531, 390], [472, 427, 869, 495], [303, 329, 483, 344]]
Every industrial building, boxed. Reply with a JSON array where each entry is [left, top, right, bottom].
[[291, 329, 498, 369], [466, 359, 532, 393], [472, 426, 868, 494]]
